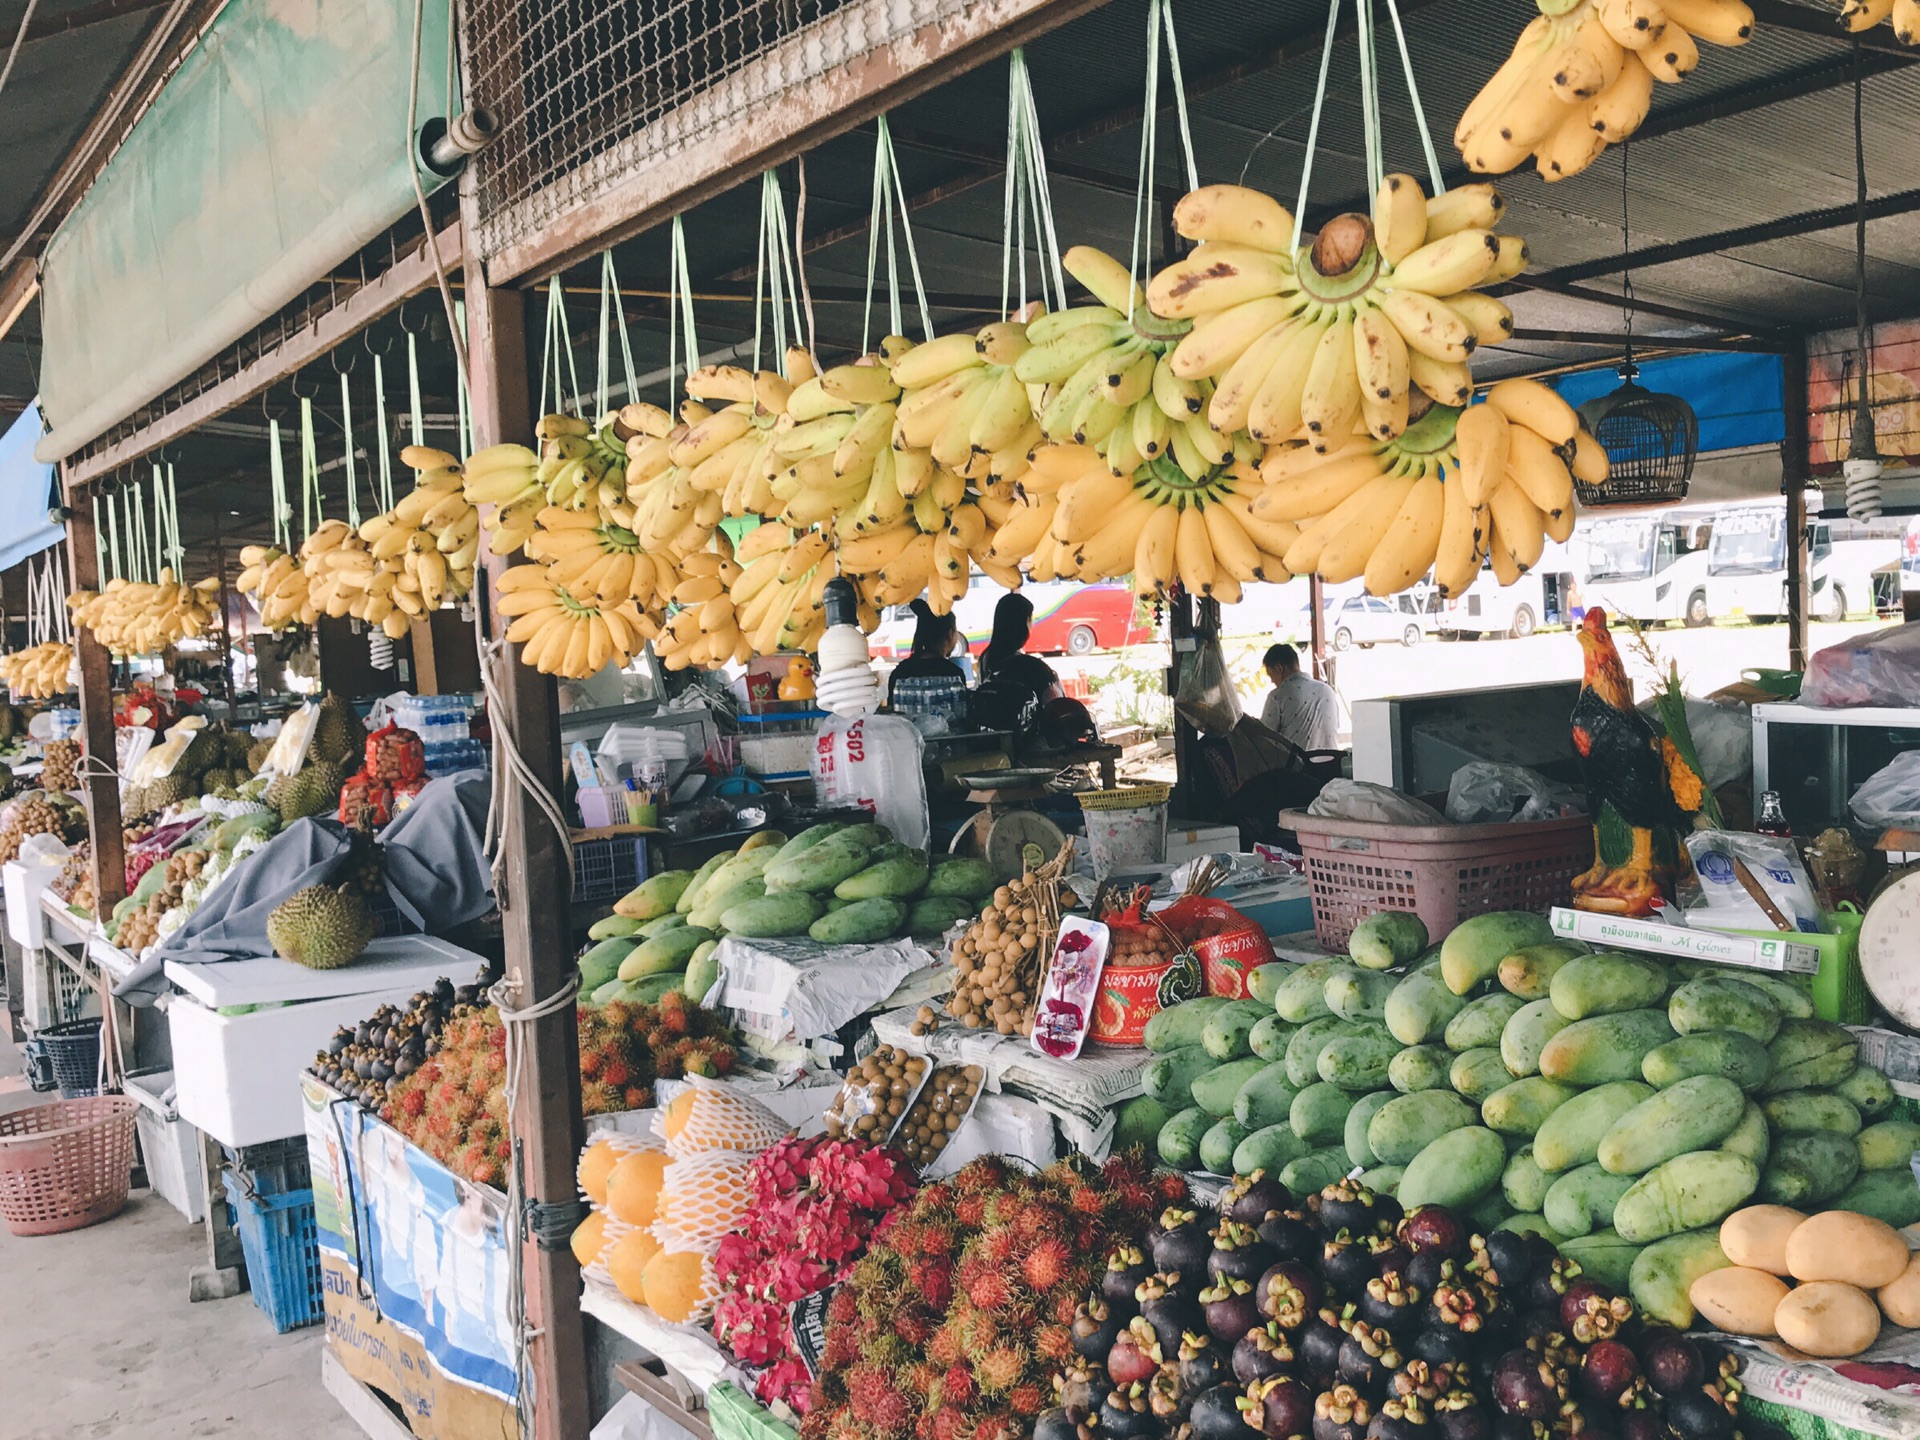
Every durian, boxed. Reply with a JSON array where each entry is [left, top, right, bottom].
[[266, 884, 377, 970], [311, 694, 367, 767], [265, 761, 347, 821]]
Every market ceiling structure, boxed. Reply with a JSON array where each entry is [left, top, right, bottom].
[[25, 0, 1920, 577]]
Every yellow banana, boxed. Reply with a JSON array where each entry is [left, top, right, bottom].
[[1487, 479, 1547, 569], [1316, 475, 1419, 584], [1364, 472, 1445, 597], [1455, 402, 1513, 508], [1295, 315, 1362, 450], [1506, 423, 1576, 519], [1171, 184, 1296, 251], [1373, 174, 1429, 267]]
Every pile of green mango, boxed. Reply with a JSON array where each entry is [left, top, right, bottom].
[[578, 820, 998, 1006], [1111, 907, 1915, 1328]]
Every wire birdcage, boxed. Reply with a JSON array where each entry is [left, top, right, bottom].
[[1575, 369, 1699, 507]]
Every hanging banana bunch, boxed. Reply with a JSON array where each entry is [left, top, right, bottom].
[[724, 524, 867, 658], [1855, 0, 1920, 42], [461, 442, 543, 557], [493, 564, 654, 680], [236, 545, 312, 630], [1149, 179, 1527, 452], [651, 533, 760, 671], [1457, 0, 1755, 180], [322, 447, 481, 640], [68, 571, 222, 656], [295, 520, 375, 628], [0, 642, 73, 698], [1251, 378, 1608, 600]]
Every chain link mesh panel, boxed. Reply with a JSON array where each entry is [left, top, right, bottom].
[[460, 0, 967, 263]]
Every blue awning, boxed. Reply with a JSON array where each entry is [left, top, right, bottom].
[[0, 405, 65, 572], [1553, 352, 1786, 455]]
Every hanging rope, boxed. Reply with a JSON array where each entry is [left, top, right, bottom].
[[268, 419, 292, 551], [300, 395, 323, 540], [338, 372, 361, 531], [860, 120, 934, 353], [1380, 0, 1446, 196], [406, 330, 427, 449], [1292, 0, 1344, 252], [1001, 50, 1067, 319], [755, 170, 811, 371], [91, 495, 105, 586], [1129, 0, 1202, 314], [104, 492, 119, 584], [454, 300, 475, 457], [666, 216, 700, 406], [537, 278, 582, 419], [164, 463, 183, 574], [373, 354, 396, 512]]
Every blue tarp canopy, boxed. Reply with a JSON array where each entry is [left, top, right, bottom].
[[1552, 352, 1786, 455], [0, 405, 62, 572]]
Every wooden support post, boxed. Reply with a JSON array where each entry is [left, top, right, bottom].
[[1782, 339, 1812, 672], [465, 270, 592, 1440], [62, 479, 125, 916], [1308, 574, 1330, 685]]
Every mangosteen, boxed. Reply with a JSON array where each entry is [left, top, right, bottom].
[[1152, 1209, 1214, 1277], [1149, 1366, 1189, 1426], [1299, 1314, 1347, 1380], [1190, 1384, 1252, 1440], [1490, 1416, 1535, 1440], [1037, 1409, 1081, 1440], [1321, 1179, 1403, 1238], [432, 976, 454, 1004], [354, 1022, 373, 1046], [1075, 1296, 1128, 1361], [1427, 1279, 1498, 1338], [1322, 1236, 1378, 1297], [1180, 1332, 1232, 1395], [1356, 1273, 1423, 1332], [1247, 1375, 1314, 1440], [1202, 1277, 1263, 1344], [1338, 1321, 1403, 1390], [1636, 1330, 1703, 1397], [1618, 1411, 1665, 1440], [1137, 1278, 1202, 1358], [1432, 1393, 1491, 1440], [1108, 1317, 1164, 1388], [1105, 1246, 1154, 1309], [1313, 1385, 1374, 1440], [1490, 1351, 1563, 1421], [1211, 1222, 1280, 1284], [1233, 1324, 1297, 1386], [1100, 1384, 1160, 1440], [1388, 1360, 1458, 1405], [1519, 1245, 1577, 1313], [1057, 1359, 1114, 1424], [1664, 1390, 1736, 1440], [1260, 1261, 1321, 1330], [1472, 1233, 1531, 1290], [353, 1053, 374, 1080], [1369, 1396, 1435, 1440], [1406, 1250, 1458, 1297], [327, 1027, 352, 1055], [1401, 1207, 1467, 1259], [1370, 1236, 1414, 1285], [1227, 1172, 1295, 1226], [1560, 1282, 1633, 1344], [1259, 1211, 1321, 1262], [1579, 1340, 1639, 1408]]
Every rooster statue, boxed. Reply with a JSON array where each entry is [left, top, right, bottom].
[[1569, 609, 1703, 915]]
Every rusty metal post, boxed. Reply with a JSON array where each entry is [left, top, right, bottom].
[[1782, 338, 1812, 671], [62, 475, 125, 917], [1308, 574, 1329, 684], [465, 268, 591, 1440]]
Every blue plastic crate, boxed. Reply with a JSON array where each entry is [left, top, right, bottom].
[[572, 835, 647, 902], [221, 1172, 323, 1332]]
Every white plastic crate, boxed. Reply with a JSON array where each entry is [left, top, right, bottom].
[[124, 1068, 206, 1223]]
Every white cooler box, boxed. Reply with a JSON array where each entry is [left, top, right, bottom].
[[166, 936, 488, 1149], [123, 1068, 207, 1224], [5, 858, 66, 948]]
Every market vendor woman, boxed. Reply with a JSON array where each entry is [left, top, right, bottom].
[[979, 592, 1062, 716], [886, 599, 969, 705]]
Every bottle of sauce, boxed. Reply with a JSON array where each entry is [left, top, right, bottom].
[[1755, 790, 1792, 839]]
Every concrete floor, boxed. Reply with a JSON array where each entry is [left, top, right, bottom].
[[0, 1038, 360, 1440]]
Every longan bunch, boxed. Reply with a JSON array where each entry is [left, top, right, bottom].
[[946, 874, 1057, 1035]]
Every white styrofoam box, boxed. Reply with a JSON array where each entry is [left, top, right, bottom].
[[124, 1068, 206, 1224], [1163, 825, 1242, 865], [5, 858, 65, 948], [168, 987, 421, 1148]]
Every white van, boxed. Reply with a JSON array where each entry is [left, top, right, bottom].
[[1577, 513, 1713, 624], [1436, 540, 1577, 638]]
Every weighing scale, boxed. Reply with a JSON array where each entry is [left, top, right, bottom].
[[949, 769, 1068, 881]]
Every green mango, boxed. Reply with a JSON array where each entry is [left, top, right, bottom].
[[1439, 911, 1556, 995], [1398, 1126, 1506, 1210], [1543, 1164, 1636, 1239], [1348, 911, 1428, 970], [1597, 1076, 1746, 1175], [1503, 1145, 1553, 1212], [1640, 1031, 1773, 1092], [1144, 997, 1234, 1053], [1112, 1096, 1178, 1155], [1533, 1081, 1656, 1174], [617, 926, 715, 981], [1668, 976, 1780, 1043], [1759, 1131, 1860, 1206], [1387, 1044, 1452, 1093], [1628, 1229, 1731, 1327], [1482, 1077, 1580, 1136], [1538, 1009, 1675, 1086], [1612, 1152, 1759, 1244], [1444, 993, 1527, 1052], [1549, 952, 1670, 1021], [683, 940, 721, 1001], [1857, 1120, 1920, 1171], [809, 898, 909, 944], [1501, 998, 1571, 1078], [1158, 1106, 1210, 1170], [1384, 970, 1466, 1046], [1369, 1090, 1480, 1167]]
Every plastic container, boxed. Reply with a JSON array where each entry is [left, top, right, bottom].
[[0, 1095, 139, 1236], [1079, 785, 1172, 878], [221, 1171, 323, 1331], [573, 835, 647, 902], [1714, 906, 1864, 1024], [1280, 808, 1594, 950], [124, 1068, 206, 1224]]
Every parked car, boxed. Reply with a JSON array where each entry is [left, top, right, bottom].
[[1327, 592, 1434, 650], [868, 575, 1152, 659]]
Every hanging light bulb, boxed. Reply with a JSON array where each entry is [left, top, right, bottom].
[[1844, 40, 1883, 522], [368, 631, 396, 671]]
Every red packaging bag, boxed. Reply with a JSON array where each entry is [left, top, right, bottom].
[[1088, 888, 1205, 1046], [1156, 896, 1278, 999]]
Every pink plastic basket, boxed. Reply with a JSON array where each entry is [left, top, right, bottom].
[[0, 1095, 139, 1236], [1280, 810, 1594, 951]]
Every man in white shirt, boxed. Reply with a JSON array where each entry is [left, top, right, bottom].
[[1261, 643, 1339, 752]]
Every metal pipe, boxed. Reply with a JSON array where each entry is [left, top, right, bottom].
[[418, 108, 500, 176]]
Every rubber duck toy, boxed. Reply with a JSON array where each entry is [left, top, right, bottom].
[[777, 656, 816, 701]]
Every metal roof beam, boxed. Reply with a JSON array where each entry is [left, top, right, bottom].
[[1507, 327, 1788, 353], [1532, 186, 1920, 287], [22, 0, 174, 43]]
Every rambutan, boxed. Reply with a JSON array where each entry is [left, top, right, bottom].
[[940, 1364, 976, 1409], [952, 1193, 989, 1229], [971, 1411, 1020, 1440], [1009, 1383, 1046, 1417], [867, 1386, 912, 1438], [1021, 1237, 1073, 1293], [925, 1326, 964, 1370], [398, 1089, 427, 1118], [977, 1228, 1021, 1269], [930, 1407, 969, 1440], [964, 1266, 1012, 1313], [828, 1286, 858, 1326], [1034, 1322, 1075, 1365], [974, 1346, 1027, 1394], [893, 1304, 935, 1347], [917, 1222, 956, 1259]]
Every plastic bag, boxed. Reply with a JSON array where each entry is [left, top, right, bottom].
[[1675, 697, 1750, 790], [1156, 895, 1279, 998], [17, 832, 69, 866], [1173, 637, 1243, 738], [1850, 751, 1920, 829], [1445, 762, 1585, 823], [1682, 830, 1825, 934], [1090, 888, 1202, 1045], [1803, 622, 1920, 708], [1307, 780, 1447, 825], [810, 713, 929, 848]]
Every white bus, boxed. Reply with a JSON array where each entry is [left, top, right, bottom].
[[1577, 514, 1713, 625], [1435, 540, 1578, 638]]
